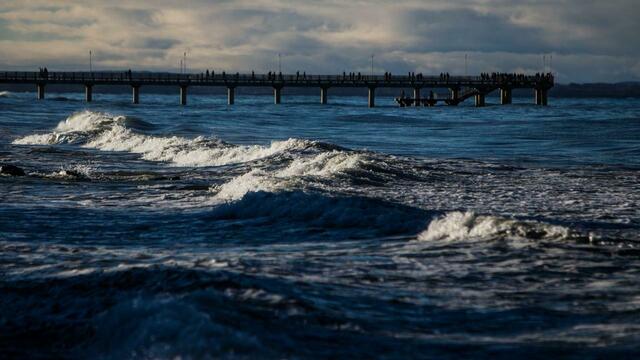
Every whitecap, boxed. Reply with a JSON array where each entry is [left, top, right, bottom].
[[418, 211, 573, 241], [13, 110, 322, 167]]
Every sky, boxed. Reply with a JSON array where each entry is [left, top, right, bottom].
[[0, 0, 638, 83]]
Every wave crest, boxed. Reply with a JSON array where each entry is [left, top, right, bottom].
[[418, 211, 574, 241], [13, 111, 327, 167]]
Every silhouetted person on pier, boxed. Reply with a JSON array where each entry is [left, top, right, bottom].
[[252, 70, 255, 80]]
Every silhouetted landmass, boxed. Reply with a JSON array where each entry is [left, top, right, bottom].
[[549, 82, 640, 98], [2, 82, 640, 98]]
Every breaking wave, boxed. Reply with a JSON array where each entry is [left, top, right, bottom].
[[13, 111, 338, 167], [211, 151, 367, 201], [418, 211, 576, 241], [0, 91, 10, 97]]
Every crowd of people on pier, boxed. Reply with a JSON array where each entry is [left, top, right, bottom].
[[37, 67, 49, 78], [29, 67, 554, 85], [480, 72, 554, 83]]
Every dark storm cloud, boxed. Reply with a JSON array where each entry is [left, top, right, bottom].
[[394, 9, 549, 54], [0, 0, 639, 82]]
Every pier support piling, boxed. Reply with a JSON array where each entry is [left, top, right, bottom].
[[274, 86, 282, 104], [475, 93, 486, 107], [500, 88, 512, 105], [413, 88, 421, 107], [36, 83, 45, 100], [85, 84, 93, 102], [227, 87, 235, 105], [132, 85, 140, 104], [449, 87, 459, 106], [368, 87, 376, 108], [180, 85, 187, 105], [320, 87, 328, 105], [535, 89, 548, 106]]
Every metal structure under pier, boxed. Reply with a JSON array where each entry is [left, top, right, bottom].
[[0, 71, 554, 107]]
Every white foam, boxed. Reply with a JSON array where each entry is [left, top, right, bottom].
[[213, 169, 291, 201], [418, 211, 572, 241], [0, 91, 10, 97], [13, 111, 318, 167], [87, 126, 312, 167], [278, 150, 364, 177], [212, 151, 365, 201], [13, 111, 123, 145]]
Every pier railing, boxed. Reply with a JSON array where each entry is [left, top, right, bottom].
[[0, 71, 554, 107]]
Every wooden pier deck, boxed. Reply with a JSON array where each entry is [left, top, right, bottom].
[[0, 71, 554, 107]]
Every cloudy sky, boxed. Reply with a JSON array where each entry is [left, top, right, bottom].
[[0, 0, 638, 83]]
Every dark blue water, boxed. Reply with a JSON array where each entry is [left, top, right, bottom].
[[1, 90, 640, 358]]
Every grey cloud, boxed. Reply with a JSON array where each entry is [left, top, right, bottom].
[[126, 37, 180, 50], [393, 9, 550, 54], [0, 0, 639, 82]]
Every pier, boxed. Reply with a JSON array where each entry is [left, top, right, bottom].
[[0, 71, 554, 107]]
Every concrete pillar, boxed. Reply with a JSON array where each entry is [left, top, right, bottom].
[[535, 89, 548, 106], [413, 87, 421, 107], [449, 87, 459, 106], [274, 87, 281, 104], [450, 88, 459, 101], [320, 87, 328, 104], [132, 85, 140, 104], [180, 85, 187, 105], [500, 88, 512, 105], [475, 93, 486, 107], [85, 84, 93, 102], [368, 87, 376, 108], [36, 83, 45, 100], [228, 87, 235, 105]]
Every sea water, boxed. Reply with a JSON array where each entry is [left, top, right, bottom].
[[1, 91, 640, 358]]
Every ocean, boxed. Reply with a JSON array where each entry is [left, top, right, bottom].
[[1, 90, 639, 358]]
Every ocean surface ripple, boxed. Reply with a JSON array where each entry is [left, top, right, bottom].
[[1, 93, 640, 358]]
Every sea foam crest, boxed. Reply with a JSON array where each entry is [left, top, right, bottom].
[[418, 211, 572, 241], [212, 151, 366, 201], [13, 111, 319, 167], [13, 111, 125, 145]]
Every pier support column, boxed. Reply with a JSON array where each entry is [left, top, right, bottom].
[[180, 85, 187, 106], [274, 86, 282, 104], [320, 87, 328, 105], [535, 89, 548, 106], [500, 88, 512, 105], [227, 87, 235, 105], [413, 87, 421, 107], [449, 87, 459, 106], [85, 84, 93, 102], [368, 87, 376, 108], [132, 85, 140, 104], [475, 93, 486, 107], [36, 83, 45, 100]]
